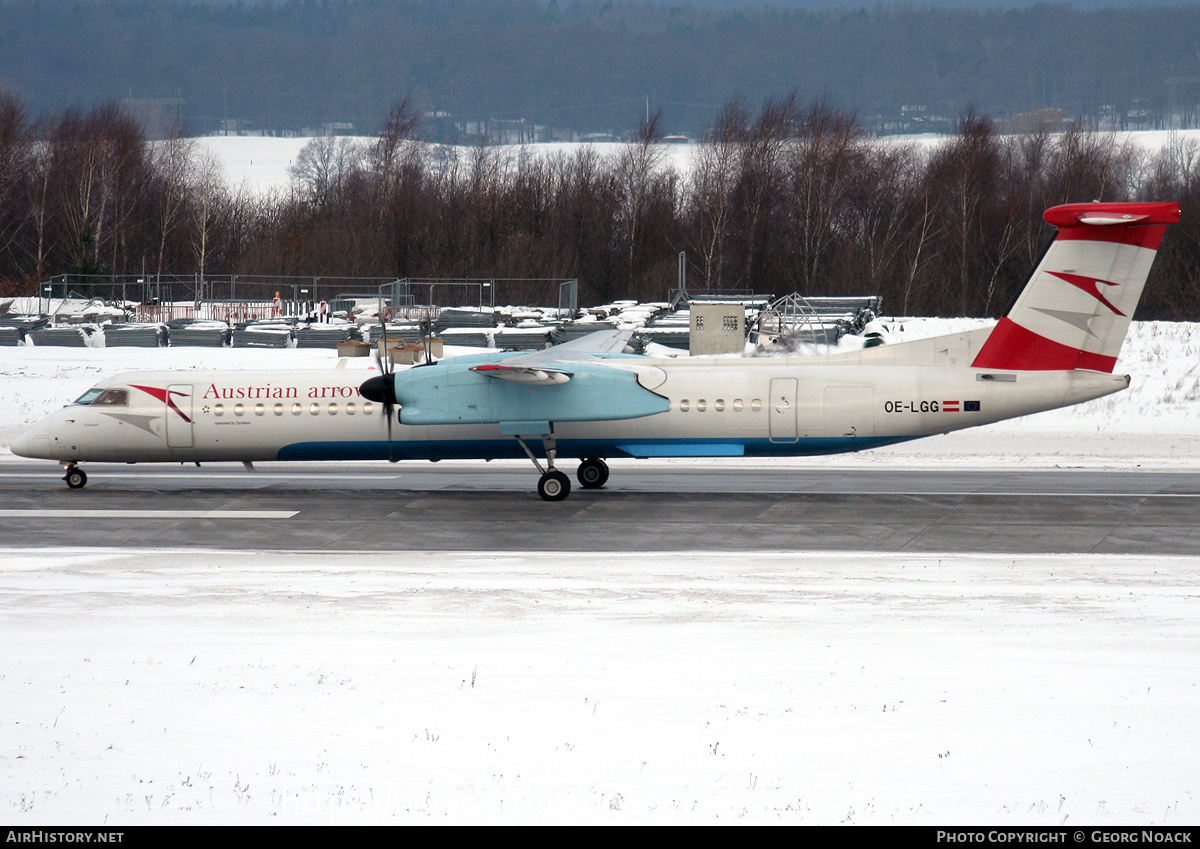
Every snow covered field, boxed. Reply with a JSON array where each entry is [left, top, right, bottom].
[[4, 547, 1197, 825], [1, 321, 1198, 823], [194, 130, 1200, 196]]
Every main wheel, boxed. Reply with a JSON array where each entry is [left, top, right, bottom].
[[537, 470, 571, 501], [64, 468, 87, 489], [576, 457, 609, 489]]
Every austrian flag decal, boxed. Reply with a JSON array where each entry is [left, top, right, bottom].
[[942, 401, 981, 413]]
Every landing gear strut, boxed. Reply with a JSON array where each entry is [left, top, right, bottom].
[[513, 430, 572, 501], [63, 464, 87, 490]]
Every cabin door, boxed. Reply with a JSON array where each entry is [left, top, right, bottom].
[[165, 384, 194, 448], [768, 378, 799, 442], [823, 386, 875, 440]]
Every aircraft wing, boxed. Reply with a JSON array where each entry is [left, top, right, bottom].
[[501, 329, 634, 364], [390, 329, 666, 426]]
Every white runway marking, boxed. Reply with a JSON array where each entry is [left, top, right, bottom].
[[0, 509, 298, 519]]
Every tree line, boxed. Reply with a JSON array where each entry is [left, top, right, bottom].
[[1, 92, 1198, 320]]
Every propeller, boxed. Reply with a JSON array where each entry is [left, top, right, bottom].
[[360, 312, 398, 462]]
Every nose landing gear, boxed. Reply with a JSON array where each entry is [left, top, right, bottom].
[[63, 464, 88, 489]]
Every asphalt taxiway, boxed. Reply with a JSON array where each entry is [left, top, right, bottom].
[[2, 460, 1198, 554]]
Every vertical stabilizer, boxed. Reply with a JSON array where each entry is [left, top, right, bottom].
[[972, 202, 1180, 372]]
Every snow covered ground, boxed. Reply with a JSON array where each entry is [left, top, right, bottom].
[[194, 130, 1200, 196], [4, 547, 1197, 824], [1, 320, 1198, 823]]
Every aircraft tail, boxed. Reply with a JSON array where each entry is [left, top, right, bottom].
[[972, 202, 1180, 372]]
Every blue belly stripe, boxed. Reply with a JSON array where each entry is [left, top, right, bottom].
[[275, 436, 915, 462]]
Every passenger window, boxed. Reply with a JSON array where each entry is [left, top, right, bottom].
[[715, 399, 725, 412], [291, 403, 302, 415], [363, 402, 374, 415], [234, 403, 245, 416], [309, 403, 320, 415], [346, 403, 356, 415], [214, 404, 224, 417], [679, 400, 690, 412], [254, 403, 265, 416], [733, 399, 743, 412], [697, 400, 707, 412], [328, 402, 338, 415], [274, 404, 284, 416], [751, 399, 762, 412]]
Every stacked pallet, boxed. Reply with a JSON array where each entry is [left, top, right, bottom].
[[434, 308, 497, 335], [493, 325, 555, 350], [233, 322, 294, 348], [103, 323, 168, 347], [167, 320, 231, 347], [30, 326, 97, 347], [295, 324, 360, 348]]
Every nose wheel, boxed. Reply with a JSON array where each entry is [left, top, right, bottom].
[[63, 465, 88, 489], [537, 470, 571, 501]]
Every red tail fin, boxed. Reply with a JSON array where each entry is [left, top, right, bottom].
[[972, 202, 1179, 372]]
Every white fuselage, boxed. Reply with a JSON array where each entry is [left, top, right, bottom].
[[13, 338, 1129, 465]]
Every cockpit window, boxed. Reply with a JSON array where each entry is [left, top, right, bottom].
[[89, 389, 129, 407], [73, 388, 104, 405]]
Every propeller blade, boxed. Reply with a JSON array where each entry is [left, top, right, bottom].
[[367, 310, 397, 462]]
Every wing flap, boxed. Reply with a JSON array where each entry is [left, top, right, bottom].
[[469, 364, 572, 385]]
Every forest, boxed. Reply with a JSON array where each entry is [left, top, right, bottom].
[[1, 91, 1198, 320]]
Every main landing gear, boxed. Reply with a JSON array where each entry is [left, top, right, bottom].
[[576, 457, 609, 489], [63, 464, 87, 489], [511, 432, 609, 501]]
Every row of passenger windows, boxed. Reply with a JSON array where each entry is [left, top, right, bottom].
[[675, 398, 762, 413], [213, 401, 375, 417]]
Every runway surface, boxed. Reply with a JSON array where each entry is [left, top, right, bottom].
[[3, 459, 1199, 554]]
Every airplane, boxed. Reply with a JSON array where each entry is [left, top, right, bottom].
[[12, 201, 1179, 500]]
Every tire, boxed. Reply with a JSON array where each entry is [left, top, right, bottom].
[[576, 457, 609, 489], [64, 468, 87, 489], [537, 470, 571, 501]]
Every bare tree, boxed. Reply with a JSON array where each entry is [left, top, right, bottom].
[[189, 151, 227, 287], [688, 99, 747, 289], [289, 136, 364, 208], [150, 121, 195, 278]]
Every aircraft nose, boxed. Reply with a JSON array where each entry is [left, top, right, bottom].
[[10, 418, 55, 459], [11, 427, 34, 457]]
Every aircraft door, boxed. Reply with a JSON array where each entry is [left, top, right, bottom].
[[768, 378, 799, 442], [165, 384, 194, 448], [823, 386, 875, 439]]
